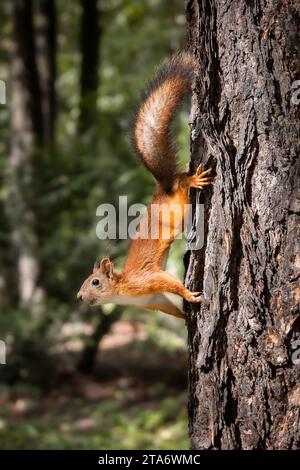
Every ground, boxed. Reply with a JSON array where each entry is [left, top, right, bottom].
[[0, 320, 189, 450]]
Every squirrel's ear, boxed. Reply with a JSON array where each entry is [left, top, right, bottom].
[[93, 260, 100, 274], [99, 257, 114, 279]]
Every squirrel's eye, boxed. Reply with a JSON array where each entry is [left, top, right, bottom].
[[91, 278, 100, 286]]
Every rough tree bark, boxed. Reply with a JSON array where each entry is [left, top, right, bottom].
[[185, 0, 300, 450], [10, 0, 44, 307]]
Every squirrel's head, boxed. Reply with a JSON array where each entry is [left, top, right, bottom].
[[77, 257, 118, 306]]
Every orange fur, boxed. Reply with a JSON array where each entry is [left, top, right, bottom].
[[77, 54, 214, 320], [132, 52, 197, 193]]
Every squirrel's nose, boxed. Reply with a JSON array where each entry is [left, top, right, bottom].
[[77, 292, 83, 301]]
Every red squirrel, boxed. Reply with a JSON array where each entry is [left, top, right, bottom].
[[77, 53, 213, 319]]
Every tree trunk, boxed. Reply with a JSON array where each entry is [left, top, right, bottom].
[[0, 204, 16, 309], [77, 307, 122, 374], [185, 0, 300, 450], [10, 0, 44, 307], [36, 0, 57, 146], [78, 0, 100, 133]]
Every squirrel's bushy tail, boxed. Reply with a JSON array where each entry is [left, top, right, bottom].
[[132, 52, 197, 193]]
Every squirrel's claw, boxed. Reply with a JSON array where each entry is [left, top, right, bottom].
[[189, 165, 214, 190], [195, 166, 212, 177]]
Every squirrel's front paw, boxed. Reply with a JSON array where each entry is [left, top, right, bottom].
[[185, 291, 205, 303]]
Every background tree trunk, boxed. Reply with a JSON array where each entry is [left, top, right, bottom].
[[77, 307, 122, 374], [0, 204, 16, 309], [185, 0, 300, 450], [78, 0, 100, 133], [10, 0, 44, 307], [76, 0, 121, 373], [36, 0, 57, 146]]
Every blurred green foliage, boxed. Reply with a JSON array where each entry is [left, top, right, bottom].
[[0, 0, 189, 450]]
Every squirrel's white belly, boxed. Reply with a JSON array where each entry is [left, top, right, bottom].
[[109, 294, 154, 307]]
